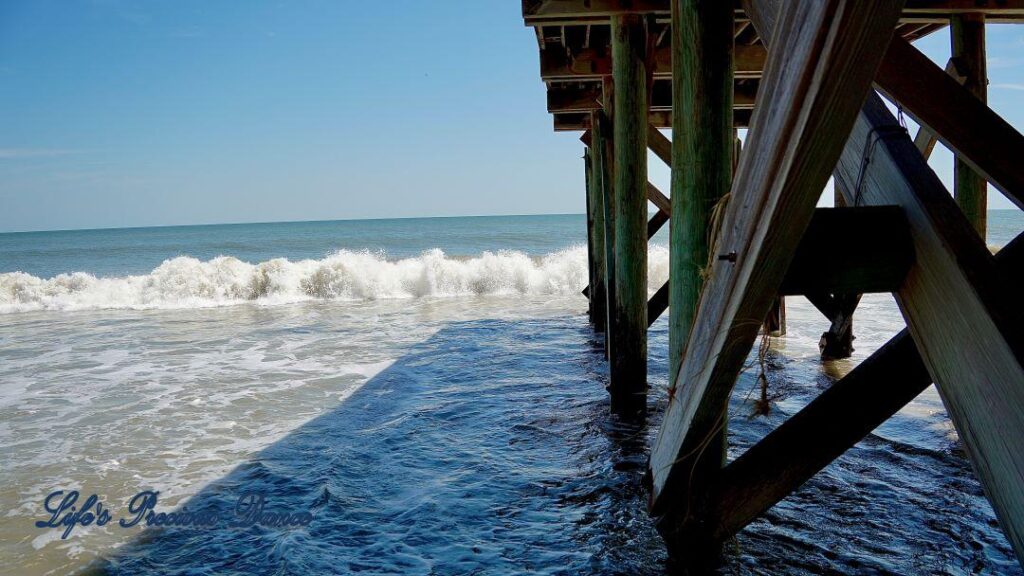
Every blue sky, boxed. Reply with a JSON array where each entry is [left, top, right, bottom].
[[1, 2, 1022, 233]]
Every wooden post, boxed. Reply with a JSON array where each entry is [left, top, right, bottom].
[[765, 297, 786, 337], [669, 0, 734, 384], [585, 149, 596, 323], [951, 13, 988, 240], [813, 180, 859, 359], [608, 14, 649, 414], [586, 145, 608, 332], [592, 110, 614, 348], [658, 0, 733, 562]]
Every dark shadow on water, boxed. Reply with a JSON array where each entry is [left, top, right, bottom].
[[83, 317, 669, 576], [81, 316, 1021, 575]]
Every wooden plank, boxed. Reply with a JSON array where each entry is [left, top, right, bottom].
[[524, 0, 669, 20], [539, 43, 766, 80], [875, 36, 1024, 211], [649, 0, 905, 517], [709, 229, 1024, 543], [554, 109, 752, 131], [950, 13, 988, 238], [608, 13, 649, 414], [912, 58, 966, 158], [778, 207, 913, 296], [646, 182, 671, 214], [547, 79, 757, 113], [832, 90, 1024, 562], [647, 123, 671, 166], [711, 330, 929, 540], [523, 1, 1024, 24], [647, 208, 669, 239], [648, 280, 670, 327]]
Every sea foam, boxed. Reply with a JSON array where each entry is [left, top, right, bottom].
[[0, 246, 671, 313]]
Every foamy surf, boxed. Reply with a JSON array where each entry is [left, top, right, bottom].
[[0, 246, 671, 313]]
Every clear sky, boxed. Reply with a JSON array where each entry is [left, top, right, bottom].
[[1, 2, 1022, 233]]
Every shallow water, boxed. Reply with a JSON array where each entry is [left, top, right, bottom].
[[1, 212, 1022, 574]]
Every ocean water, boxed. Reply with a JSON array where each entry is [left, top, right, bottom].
[[0, 211, 1021, 575]]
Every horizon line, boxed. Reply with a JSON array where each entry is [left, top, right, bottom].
[[0, 211, 596, 236]]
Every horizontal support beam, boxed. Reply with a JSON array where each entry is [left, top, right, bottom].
[[524, 1, 1024, 25], [547, 79, 758, 113], [540, 43, 767, 80], [555, 109, 752, 131], [779, 206, 914, 295]]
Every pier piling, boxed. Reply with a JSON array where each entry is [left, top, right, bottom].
[[951, 13, 988, 240], [608, 14, 649, 414], [585, 144, 608, 333]]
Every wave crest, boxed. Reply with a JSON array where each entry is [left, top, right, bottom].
[[0, 246, 670, 313]]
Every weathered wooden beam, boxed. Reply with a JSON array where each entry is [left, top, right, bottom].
[[951, 13, 988, 238], [875, 36, 1024, 211], [649, 0, 904, 522], [709, 231, 1024, 543], [524, 0, 669, 21], [539, 43, 766, 80], [742, 6, 1024, 561], [648, 280, 670, 327], [646, 182, 671, 214], [647, 124, 671, 166], [647, 208, 669, 239], [608, 13, 649, 414], [523, 1, 1024, 25], [547, 80, 757, 113], [778, 207, 914, 296], [912, 58, 967, 158], [832, 90, 1024, 563], [902, 0, 1024, 19], [711, 330, 928, 541], [554, 109, 751, 131]]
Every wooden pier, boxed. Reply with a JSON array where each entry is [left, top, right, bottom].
[[523, 0, 1024, 568]]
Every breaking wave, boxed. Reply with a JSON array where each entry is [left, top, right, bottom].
[[0, 246, 671, 313]]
